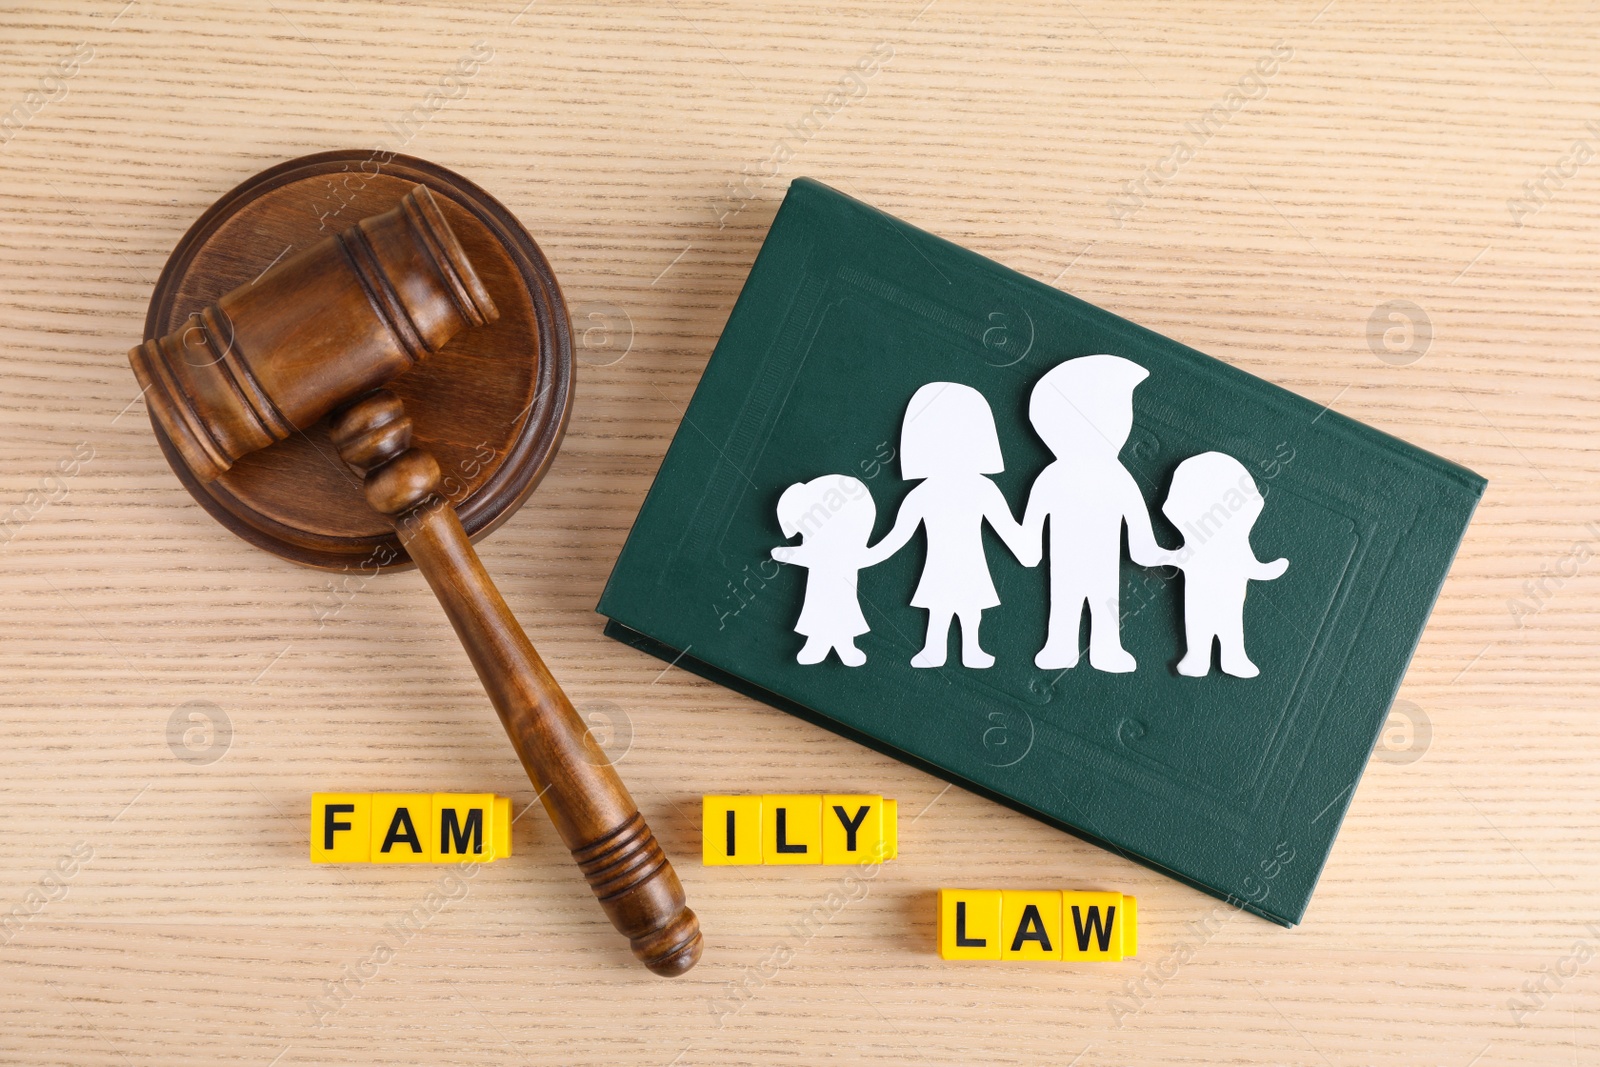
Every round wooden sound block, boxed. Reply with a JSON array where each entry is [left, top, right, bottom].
[[143, 150, 573, 571]]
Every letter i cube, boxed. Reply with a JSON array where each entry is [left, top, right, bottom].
[[703, 795, 763, 865]]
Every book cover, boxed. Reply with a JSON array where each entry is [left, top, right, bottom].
[[598, 177, 1484, 925]]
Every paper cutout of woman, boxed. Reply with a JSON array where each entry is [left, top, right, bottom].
[[863, 383, 1037, 668]]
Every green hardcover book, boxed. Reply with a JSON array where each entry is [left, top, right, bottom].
[[598, 177, 1484, 925]]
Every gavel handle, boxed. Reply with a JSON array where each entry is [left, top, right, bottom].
[[330, 391, 702, 977]]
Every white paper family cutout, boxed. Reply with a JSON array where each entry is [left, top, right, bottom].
[[774, 474, 876, 666], [1161, 451, 1289, 678], [771, 354, 1290, 678]]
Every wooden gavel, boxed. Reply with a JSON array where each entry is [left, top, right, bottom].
[[129, 184, 702, 976]]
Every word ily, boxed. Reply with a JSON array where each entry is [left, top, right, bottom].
[[703, 794, 897, 866]]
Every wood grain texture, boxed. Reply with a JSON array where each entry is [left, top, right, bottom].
[[0, 1, 1596, 1064]]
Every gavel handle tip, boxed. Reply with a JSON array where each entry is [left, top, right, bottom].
[[635, 908, 704, 977]]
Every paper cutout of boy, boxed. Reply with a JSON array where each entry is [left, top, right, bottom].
[[1161, 451, 1289, 678], [1022, 355, 1170, 673]]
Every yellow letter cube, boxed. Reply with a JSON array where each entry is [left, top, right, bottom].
[[1000, 891, 1064, 960], [371, 793, 433, 863], [938, 889, 1002, 960], [761, 794, 821, 865], [432, 793, 494, 863], [703, 795, 763, 865], [310, 793, 371, 863], [492, 795, 512, 860], [822, 795, 890, 864], [1062, 891, 1130, 960]]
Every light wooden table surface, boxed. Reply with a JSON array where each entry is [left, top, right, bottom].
[[2, 2, 1596, 1064]]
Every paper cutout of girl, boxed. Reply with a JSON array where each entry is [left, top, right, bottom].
[[771, 474, 877, 666], [863, 383, 1037, 668]]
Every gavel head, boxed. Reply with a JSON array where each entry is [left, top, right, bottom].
[[129, 184, 499, 483]]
